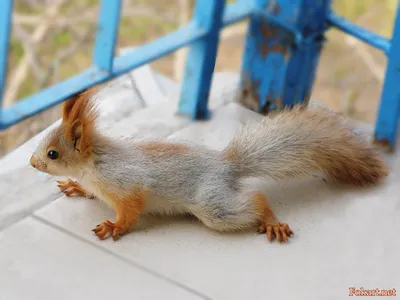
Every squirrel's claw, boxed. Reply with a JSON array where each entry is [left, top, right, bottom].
[[57, 179, 94, 199], [258, 222, 293, 243], [92, 226, 108, 240], [57, 179, 78, 191], [92, 220, 124, 241], [112, 230, 122, 241]]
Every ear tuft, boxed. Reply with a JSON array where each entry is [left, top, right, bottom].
[[61, 87, 99, 155], [62, 95, 78, 122]]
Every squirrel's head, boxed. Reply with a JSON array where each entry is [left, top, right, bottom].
[[30, 88, 98, 177]]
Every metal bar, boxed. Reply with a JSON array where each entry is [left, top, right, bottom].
[[0, 23, 206, 129], [113, 23, 206, 74], [374, 4, 400, 151], [0, 0, 13, 109], [93, 0, 122, 72], [223, 0, 254, 26], [177, 0, 226, 119], [0, 0, 251, 129], [0, 68, 106, 128], [328, 12, 390, 55]]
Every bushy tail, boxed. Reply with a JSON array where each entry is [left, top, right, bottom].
[[222, 106, 388, 187]]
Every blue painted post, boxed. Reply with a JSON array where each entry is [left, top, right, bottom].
[[177, 0, 226, 119], [0, 0, 13, 108], [283, 0, 331, 107], [93, 0, 122, 72], [239, 0, 298, 113], [374, 4, 400, 151], [239, 0, 331, 113]]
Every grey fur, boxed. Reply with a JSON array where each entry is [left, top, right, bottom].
[[84, 138, 256, 231]]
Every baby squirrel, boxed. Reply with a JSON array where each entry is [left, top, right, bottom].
[[30, 88, 388, 243]]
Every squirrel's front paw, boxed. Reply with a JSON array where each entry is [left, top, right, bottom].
[[258, 221, 293, 243], [92, 221, 125, 241], [57, 179, 94, 199]]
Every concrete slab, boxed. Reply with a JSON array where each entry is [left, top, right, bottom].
[[0, 167, 60, 230], [105, 72, 240, 139], [34, 103, 400, 300], [0, 217, 207, 300]]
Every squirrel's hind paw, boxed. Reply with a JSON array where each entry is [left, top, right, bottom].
[[57, 179, 94, 199], [258, 222, 293, 243], [92, 220, 125, 241]]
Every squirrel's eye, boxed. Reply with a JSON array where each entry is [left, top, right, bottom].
[[47, 150, 59, 160]]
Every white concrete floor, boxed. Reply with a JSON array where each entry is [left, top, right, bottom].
[[0, 76, 399, 300]]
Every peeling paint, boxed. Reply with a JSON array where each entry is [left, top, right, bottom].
[[373, 138, 393, 153], [257, 23, 290, 58], [240, 0, 330, 121], [238, 74, 261, 113]]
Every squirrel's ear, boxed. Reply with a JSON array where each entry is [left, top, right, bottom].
[[62, 90, 88, 122], [70, 119, 82, 139], [68, 119, 83, 151], [62, 98, 75, 122], [62, 87, 98, 154]]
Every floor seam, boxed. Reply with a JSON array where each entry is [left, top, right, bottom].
[[31, 214, 213, 300], [0, 192, 65, 233]]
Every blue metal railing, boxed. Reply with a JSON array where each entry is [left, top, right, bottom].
[[0, 0, 399, 151]]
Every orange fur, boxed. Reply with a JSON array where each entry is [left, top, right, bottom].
[[92, 188, 147, 240], [62, 98, 76, 122], [285, 107, 389, 186], [253, 192, 293, 243], [222, 146, 236, 162], [138, 142, 190, 158], [312, 140, 388, 186]]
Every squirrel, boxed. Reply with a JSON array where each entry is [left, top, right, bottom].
[[29, 88, 388, 243]]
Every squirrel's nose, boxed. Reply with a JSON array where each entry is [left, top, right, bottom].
[[30, 155, 37, 168]]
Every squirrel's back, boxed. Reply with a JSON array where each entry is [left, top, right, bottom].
[[222, 106, 388, 186], [89, 139, 236, 202]]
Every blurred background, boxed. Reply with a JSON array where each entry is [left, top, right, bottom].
[[0, 0, 397, 158]]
